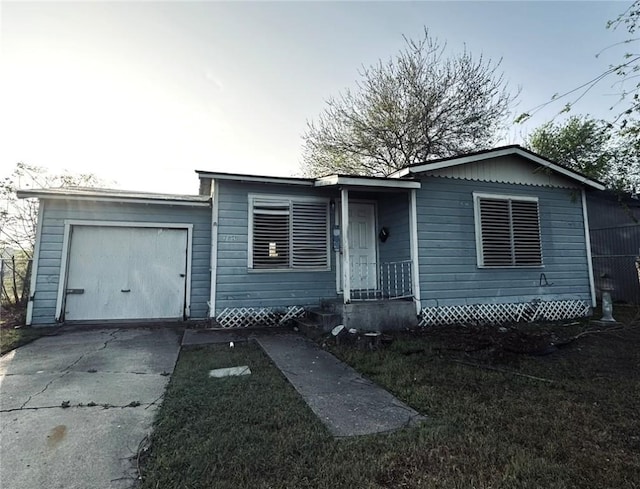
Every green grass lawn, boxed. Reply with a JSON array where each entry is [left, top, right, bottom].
[[142, 319, 640, 489], [0, 304, 46, 355], [0, 327, 45, 355]]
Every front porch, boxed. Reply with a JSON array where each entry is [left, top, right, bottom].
[[320, 177, 422, 314], [307, 178, 423, 332]]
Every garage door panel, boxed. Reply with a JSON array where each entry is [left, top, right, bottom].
[[64, 226, 187, 321]]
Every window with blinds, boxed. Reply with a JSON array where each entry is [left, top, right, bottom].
[[249, 196, 329, 270], [474, 194, 543, 268]]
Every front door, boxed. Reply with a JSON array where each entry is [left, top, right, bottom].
[[344, 202, 377, 290]]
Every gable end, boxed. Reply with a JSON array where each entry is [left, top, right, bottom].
[[424, 154, 579, 188]]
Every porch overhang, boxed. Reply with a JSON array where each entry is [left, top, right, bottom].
[[314, 175, 421, 190]]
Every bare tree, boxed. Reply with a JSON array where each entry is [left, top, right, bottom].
[[0, 163, 101, 258], [0, 163, 101, 305], [301, 29, 517, 177]]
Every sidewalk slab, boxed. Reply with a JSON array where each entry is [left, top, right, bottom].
[[255, 333, 425, 437]]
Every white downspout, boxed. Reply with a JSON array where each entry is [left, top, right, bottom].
[[581, 188, 597, 307], [208, 180, 219, 318], [409, 189, 422, 315], [341, 188, 350, 303]]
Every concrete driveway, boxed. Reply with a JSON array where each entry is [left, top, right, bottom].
[[0, 327, 181, 489]]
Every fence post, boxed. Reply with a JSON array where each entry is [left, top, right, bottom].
[[0, 259, 4, 303]]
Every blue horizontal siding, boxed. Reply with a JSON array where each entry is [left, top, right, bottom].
[[378, 193, 410, 265], [214, 181, 338, 311], [31, 199, 211, 324], [416, 177, 591, 307]]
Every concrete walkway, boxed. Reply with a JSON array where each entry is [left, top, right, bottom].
[[255, 333, 425, 437], [0, 328, 181, 489]]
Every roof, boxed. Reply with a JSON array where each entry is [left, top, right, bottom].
[[195, 170, 315, 186], [16, 187, 211, 206], [388, 145, 606, 191], [196, 170, 420, 189], [313, 174, 420, 189]]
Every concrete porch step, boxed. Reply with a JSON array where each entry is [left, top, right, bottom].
[[302, 308, 342, 333], [293, 317, 326, 340]]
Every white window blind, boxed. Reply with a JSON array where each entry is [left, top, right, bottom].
[[475, 195, 543, 268], [252, 200, 290, 269], [250, 196, 329, 270]]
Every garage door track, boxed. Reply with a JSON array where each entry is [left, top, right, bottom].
[[0, 327, 180, 489]]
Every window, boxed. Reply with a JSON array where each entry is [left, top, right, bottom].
[[249, 195, 329, 270], [473, 193, 543, 268]]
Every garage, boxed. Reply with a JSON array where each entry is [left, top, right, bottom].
[[62, 224, 191, 321]]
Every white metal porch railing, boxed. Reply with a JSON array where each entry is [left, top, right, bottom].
[[349, 260, 413, 301]]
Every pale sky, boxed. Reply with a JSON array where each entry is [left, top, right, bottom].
[[0, 1, 632, 194]]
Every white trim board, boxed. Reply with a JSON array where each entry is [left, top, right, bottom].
[[54, 220, 194, 322], [25, 200, 45, 326], [314, 175, 420, 189], [341, 188, 351, 303], [17, 191, 210, 207], [409, 189, 422, 315], [581, 189, 597, 307], [197, 172, 314, 187], [209, 180, 220, 317]]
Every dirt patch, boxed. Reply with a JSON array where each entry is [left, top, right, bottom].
[[46, 425, 67, 448], [0, 303, 26, 329]]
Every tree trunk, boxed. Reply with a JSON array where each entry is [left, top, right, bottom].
[[20, 259, 32, 304]]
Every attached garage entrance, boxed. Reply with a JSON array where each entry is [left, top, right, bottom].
[[61, 223, 191, 321]]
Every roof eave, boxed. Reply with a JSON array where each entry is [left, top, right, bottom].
[[16, 190, 211, 207], [195, 170, 315, 186], [393, 147, 605, 190], [314, 175, 420, 189]]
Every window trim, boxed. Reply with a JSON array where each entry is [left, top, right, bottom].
[[472, 192, 544, 269], [247, 193, 331, 272]]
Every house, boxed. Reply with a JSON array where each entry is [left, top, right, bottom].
[[586, 190, 640, 304], [18, 145, 605, 330]]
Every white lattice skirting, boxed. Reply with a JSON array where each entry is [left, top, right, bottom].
[[216, 306, 305, 328], [419, 299, 591, 327]]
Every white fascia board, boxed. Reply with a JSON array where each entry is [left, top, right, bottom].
[[398, 148, 606, 190], [198, 173, 314, 186], [16, 191, 210, 207], [26, 200, 44, 325], [407, 148, 519, 174], [314, 175, 420, 189], [388, 168, 411, 179]]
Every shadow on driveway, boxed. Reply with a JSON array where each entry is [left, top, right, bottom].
[[0, 327, 180, 489]]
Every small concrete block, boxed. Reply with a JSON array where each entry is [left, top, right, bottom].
[[208, 366, 251, 378], [590, 319, 620, 327]]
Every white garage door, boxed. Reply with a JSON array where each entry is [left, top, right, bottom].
[[64, 226, 188, 321]]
